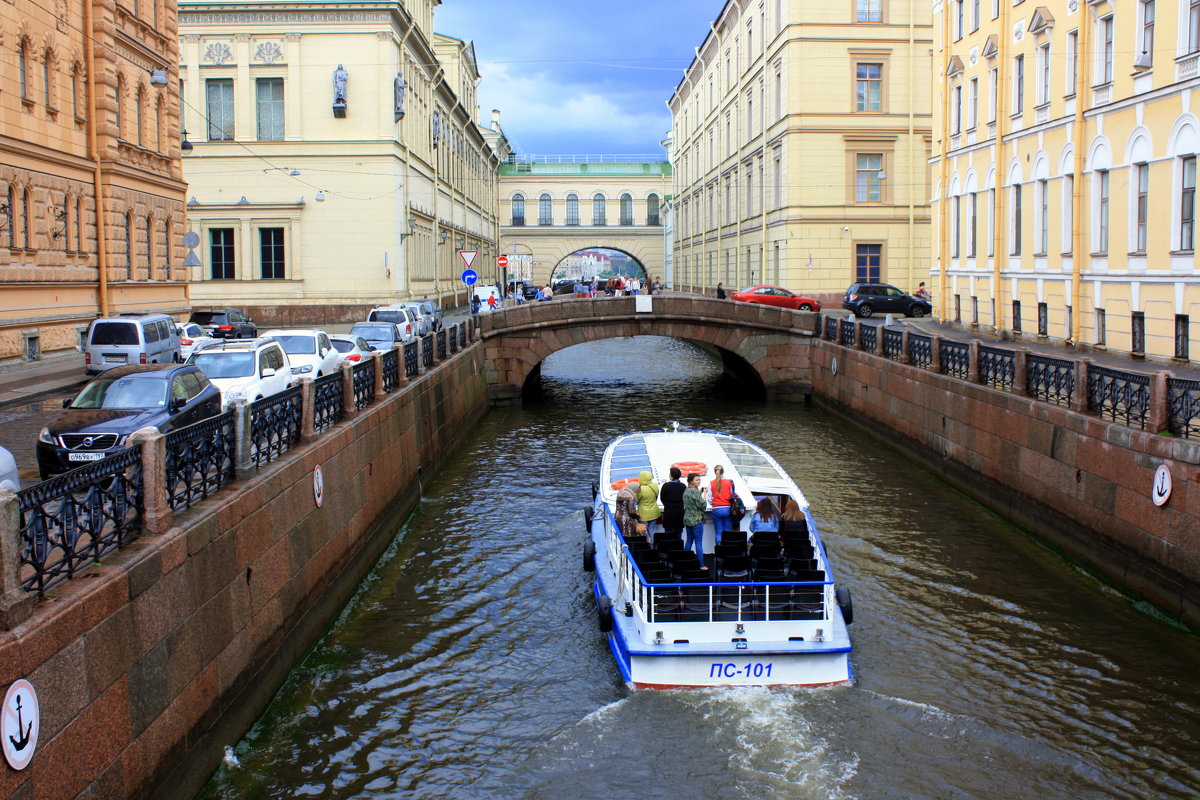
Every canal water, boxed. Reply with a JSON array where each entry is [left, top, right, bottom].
[[198, 337, 1200, 800]]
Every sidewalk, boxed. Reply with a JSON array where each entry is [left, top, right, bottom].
[[0, 352, 88, 410]]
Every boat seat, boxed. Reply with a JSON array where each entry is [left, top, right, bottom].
[[656, 537, 684, 554], [752, 555, 786, 573], [641, 566, 673, 584], [781, 519, 808, 537], [717, 555, 751, 581], [751, 543, 783, 560], [785, 544, 815, 562], [786, 558, 818, 575], [753, 567, 787, 582], [791, 569, 826, 583], [750, 531, 781, 545], [722, 530, 747, 546], [652, 589, 682, 623], [680, 584, 714, 621], [714, 542, 746, 560]]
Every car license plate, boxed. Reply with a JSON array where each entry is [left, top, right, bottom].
[[68, 452, 104, 462], [102, 353, 126, 363]]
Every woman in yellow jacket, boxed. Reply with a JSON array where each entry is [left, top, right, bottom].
[[636, 469, 662, 541]]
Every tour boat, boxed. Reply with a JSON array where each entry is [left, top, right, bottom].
[[585, 427, 853, 689]]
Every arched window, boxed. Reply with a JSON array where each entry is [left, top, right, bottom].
[[539, 193, 552, 225], [43, 49, 53, 107], [145, 215, 153, 276], [7, 187, 15, 248], [566, 194, 579, 225], [22, 189, 31, 249], [163, 219, 171, 276], [114, 78, 124, 139], [511, 193, 525, 226], [136, 88, 145, 147], [18, 41, 29, 99], [592, 193, 606, 225], [619, 193, 633, 226], [647, 193, 661, 226], [125, 213, 134, 273], [61, 196, 70, 251], [155, 96, 164, 152], [75, 196, 84, 251]]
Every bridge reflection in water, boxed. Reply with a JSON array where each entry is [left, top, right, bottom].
[[198, 337, 1200, 800]]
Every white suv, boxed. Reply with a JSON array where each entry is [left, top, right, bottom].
[[263, 329, 341, 378], [186, 337, 293, 408]]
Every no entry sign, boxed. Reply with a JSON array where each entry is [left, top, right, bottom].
[[496, 255, 509, 268]]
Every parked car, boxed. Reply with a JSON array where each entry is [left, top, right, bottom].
[[349, 322, 410, 352], [36, 364, 222, 479], [411, 299, 443, 331], [83, 314, 181, 375], [328, 334, 375, 363], [842, 283, 931, 318], [366, 304, 419, 341], [0, 446, 18, 491], [175, 322, 219, 361], [186, 337, 291, 408], [263, 329, 341, 378], [189, 308, 258, 339], [730, 285, 822, 312]]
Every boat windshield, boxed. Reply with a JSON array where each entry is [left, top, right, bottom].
[[608, 434, 652, 482], [715, 435, 788, 481]]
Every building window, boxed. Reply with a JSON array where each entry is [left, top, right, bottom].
[[1066, 31, 1078, 95], [951, 195, 961, 257], [22, 190, 31, 249], [145, 215, 153, 276], [209, 228, 235, 279], [1135, 163, 1149, 253], [972, 0, 980, 31], [1037, 178, 1048, 254], [135, 89, 144, 146], [593, 193, 606, 225], [124, 213, 132, 269], [1037, 302, 1048, 336], [1013, 54, 1024, 114], [954, 294, 962, 322], [619, 193, 634, 226], [987, 188, 996, 256], [538, 194, 552, 226], [75, 197, 83, 252], [42, 51, 52, 107], [1062, 174, 1074, 253], [968, 191, 978, 257], [71, 64, 81, 118], [855, 63, 882, 111], [856, 0, 882, 23], [647, 194, 661, 226], [510, 194, 525, 226], [1181, 156, 1196, 251], [952, 85, 962, 134], [1096, 308, 1106, 346], [18, 42, 29, 99], [260, 228, 285, 279], [1175, 314, 1190, 360], [566, 194, 579, 225], [1036, 43, 1050, 105], [1131, 311, 1146, 353], [955, 0, 964, 39], [1097, 169, 1110, 253], [5, 188, 13, 249], [855, 153, 883, 202], [1139, 1, 1155, 66], [1190, 0, 1200, 53], [114, 79, 123, 138], [1099, 15, 1114, 85], [855, 243, 881, 282], [1013, 300, 1023, 332], [968, 77, 978, 129], [1011, 182, 1022, 255], [256, 78, 284, 141], [972, 296, 979, 325], [206, 79, 234, 141]]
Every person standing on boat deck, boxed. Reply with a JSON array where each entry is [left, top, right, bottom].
[[615, 480, 641, 539], [709, 465, 733, 545], [748, 497, 780, 535], [635, 469, 661, 540], [682, 473, 708, 568], [658, 466, 686, 537]]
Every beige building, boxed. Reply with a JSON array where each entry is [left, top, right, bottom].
[[178, 0, 507, 318], [1, 0, 188, 365], [669, 0, 933, 301], [932, 0, 1200, 362]]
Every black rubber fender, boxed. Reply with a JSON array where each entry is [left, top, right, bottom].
[[597, 595, 613, 632], [590, 481, 599, 502], [836, 585, 854, 625], [583, 506, 593, 534], [583, 539, 596, 572]]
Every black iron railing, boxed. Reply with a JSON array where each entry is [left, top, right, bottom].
[[824, 316, 838, 341], [940, 339, 970, 379], [1088, 365, 1150, 429], [381, 349, 400, 393], [403, 340, 419, 379], [859, 324, 877, 352], [352, 360, 374, 410], [1167, 378, 1200, 439], [908, 333, 932, 369], [421, 335, 434, 370], [164, 412, 235, 512], [250, 387, 302, 468], [436, 329, 447, 360], [18, 447, 143, 596], [979, 345, 1015, 390], [449, 324, 459, 354], [1027, 354, 1075, 407], [882, 328, 904, 361], [458, 322, 468, 349], [313, 372, 344, 433], [839, 319, 855, 348]]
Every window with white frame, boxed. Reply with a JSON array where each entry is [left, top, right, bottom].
[[987, 187, 996, 256], [511, 194, 525, 226], [1096, 169, 1110, 252], [988, 66, 998, 122], [1013, 54, 1024, 114], [206, 79, 234, 141], [1138, 1, 1154, 67], [856, 0, 882, 23], [1135, 163, 1149, 252], [969, 77, 978, 129], [968, 191, 978, 256], [955, 0, 964, 39], [255, 78, 284, 141], [952, 195, 961, 257], [972, 0, 980, 31], [952, 85, 962, 134], [593, 193, 606, 225], [1011, 182, 1022, 255], [856, 63, 883, 111], [539, 194, 552, 226], [1062, 173, 1074, 253], [991, 0, 999, 20], [1190, 0, 1200, 54], [1037, 178, 1048, 254], [566, 194, 579, 225], [1036, 43, 1050, 105], [1065, 31, 1078, 95], [1181, 156, 1196, 251], [856, 153, 883, 202], [1098, 15, 1114, 85]]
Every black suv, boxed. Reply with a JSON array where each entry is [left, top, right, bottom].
[[36, 364, 223, 478], [189, 308, 257, 339], [842, 283, 931, 318]]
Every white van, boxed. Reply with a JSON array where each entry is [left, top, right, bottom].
[[84, 314, 181, 375]]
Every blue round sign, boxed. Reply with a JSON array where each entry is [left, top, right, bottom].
[[461, 269, 478, 286]]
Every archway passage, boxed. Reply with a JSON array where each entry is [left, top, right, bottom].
[[552, 247, 647, 284]]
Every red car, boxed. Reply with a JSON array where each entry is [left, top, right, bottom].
[[731, 285, 822, 312]]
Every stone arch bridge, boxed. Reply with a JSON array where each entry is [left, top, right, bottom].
[[479, 295, 819, 402]]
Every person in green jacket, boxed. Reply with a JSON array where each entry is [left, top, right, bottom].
[[636, 469, 662, 540], [682, 473, 709, 568]]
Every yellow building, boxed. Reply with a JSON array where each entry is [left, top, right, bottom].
[[1, 0, 188, 365], [178, 0, 507, 319], [933, 0, 1199, 361], [669, 0, 933, 301]]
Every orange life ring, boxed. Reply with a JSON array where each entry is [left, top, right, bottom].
[[611, 478, 635, 491], [671, 461, 708, 477]]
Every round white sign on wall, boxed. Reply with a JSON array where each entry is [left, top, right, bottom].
[[831, 356, 839, 376], [1151, 464, 1172, 507], [2, 680, 39, 771], [313, 465, 325, 508]]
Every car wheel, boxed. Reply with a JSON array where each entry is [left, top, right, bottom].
[[857, 304, 874, 318], [798, 303, 813, 311], [908, 304, 928, 318]]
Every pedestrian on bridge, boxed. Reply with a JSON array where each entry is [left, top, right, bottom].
[[716, 283, 727, 299]]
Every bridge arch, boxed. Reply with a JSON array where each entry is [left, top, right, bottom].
[[479, 294, 818, 402], [552, 246, 648, 282]]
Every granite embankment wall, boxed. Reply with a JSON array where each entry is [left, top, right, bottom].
[[810, 339, 1200, 626], [0, 346, 488, 800]]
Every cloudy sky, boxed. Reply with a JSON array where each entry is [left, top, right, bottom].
[[434, 0, 725, 155]]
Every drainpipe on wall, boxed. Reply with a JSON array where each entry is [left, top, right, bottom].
[[760, 65, 767, 286], [937, 1, 951, 321], [991, 1, 1010, 335], [1070, 13, 1090, 344], [908, 0, 916, 300], [84, 0, 109, 316], [710, 21, 725, 293], [398, 21, 413, 299]]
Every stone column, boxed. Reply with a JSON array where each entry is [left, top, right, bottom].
[[0, 489, 34, 630], [901, 330, 911, 364], [299, 377, 317, 442], [1071, 358, 1092, 414], [968, 339, 980, 383], [930, 336, 942, 373], [853, 320, 863, 350], [1148, 370, 1172, 434], [373, 352, 386, 401], [129, 427, 172, 535], [393, 343, 409, 387], [340, 361, 357, 418], [231, 398, 254, 481], [1013, 349, 1029, 396]]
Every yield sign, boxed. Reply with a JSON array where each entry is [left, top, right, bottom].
[[458, 250, 478, 268]]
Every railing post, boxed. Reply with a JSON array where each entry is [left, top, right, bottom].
[[1071, 358, 1092, 414], [0, 489, 34, 629], [1149, 369, 1172, 433], [393, 343, 409, 387], [373, 352, 386, 401], [930, 335, 942, 373], [1013, 348, 1029, 396], [129, 427, 172, 535], [968, 339, 980, 383], [340, 361, 357, 418], [299, 376, 317, 442], [232, 398, 254, 481], [852, 320, 863, 350], [901, 330, 912, 364]]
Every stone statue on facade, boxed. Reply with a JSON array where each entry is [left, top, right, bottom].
[[394, 73, 407, 121], [333, 64, 348, 103]]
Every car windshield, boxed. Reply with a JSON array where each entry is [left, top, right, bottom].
[[189, 351, 255, 379], [72, 374, 168, 409], [272, 335, 317, 354], [351, 324, 395, 341], [90, 322, 139, 345]]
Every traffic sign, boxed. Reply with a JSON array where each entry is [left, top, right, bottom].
[[461, 269, 478, 286], [496, 255, 509, 268], [458, 250, 478, 268]]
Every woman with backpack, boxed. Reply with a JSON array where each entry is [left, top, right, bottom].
[[709, 464, 734, 545]]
